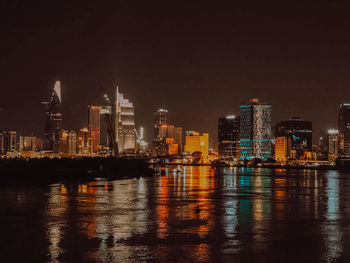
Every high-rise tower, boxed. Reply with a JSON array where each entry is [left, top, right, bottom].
[[218, 115, 240, 159], [240, 98, 272, 161], [42, 81, 63, 151], [115, 87, 136, 154], [88, 106, 101, 153], [338, 103, 350, 157]]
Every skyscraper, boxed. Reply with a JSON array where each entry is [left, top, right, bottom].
[[338, 103, 350, 158], [240, 98, 272, 161], [328, 129, 339, 160], [100, 106, 113, 151], [275, 116, 312, 158], [218, 115, 240, 159], [88, 106, 101, 153], [154, 108, 168, 138], [153, 108, 168, 156], [115, 87, 136, 154], [174, 127, 183, 154], [42, 81, 63, 151]]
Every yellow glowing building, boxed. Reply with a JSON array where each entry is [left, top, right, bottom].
[[275, 137, 290, 162], [185, 131, 209, 160]]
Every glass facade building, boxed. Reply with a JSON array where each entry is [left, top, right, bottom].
[[42, 81, 63, 151], [240, 99, 272, 161], [275, 117, 312, 158], [339, 103, 350, 158], [218, 115, 240, 159]]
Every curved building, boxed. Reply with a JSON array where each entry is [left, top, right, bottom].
[[42, 81, 63, 151]]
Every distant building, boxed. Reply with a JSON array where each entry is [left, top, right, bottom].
[[174, 127, 183, 154], [275, 116, 312, 159], [42, 81, 63, 152], [2, 131, 17, 153], [100, 106, 113, 154], [275, 137, 291, 162], [152, 108, 183, 156], [218, 115, 240, 159], [240, 98, 272, 161], [338, 103, 350, 158], [88, 106, 101, 153], [115, 87, 136, 154], [0, 131, 4, 154], [153, 108, 168, 155], [19, 136, 37, 151], [328, 129, 339, 160], [78, 128, 92, 155], [185, 131, 209, 160], [154, 108, 168, 138]]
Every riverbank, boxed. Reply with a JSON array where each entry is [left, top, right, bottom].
[[0, 158, 156, 185]]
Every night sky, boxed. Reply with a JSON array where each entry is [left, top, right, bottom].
[[1, 1, 349, 148]]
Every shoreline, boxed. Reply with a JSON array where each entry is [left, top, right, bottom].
[[0, 158, 156, 185]]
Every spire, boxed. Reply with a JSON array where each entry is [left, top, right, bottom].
[[53, 81, 62, 103]]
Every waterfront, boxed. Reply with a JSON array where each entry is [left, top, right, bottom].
[[1, 166, 350, 262]]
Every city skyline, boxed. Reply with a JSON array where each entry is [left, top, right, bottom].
[[1, 2, 350, 146]]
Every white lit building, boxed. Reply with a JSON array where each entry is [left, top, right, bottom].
[[115, 87, 136, 154]]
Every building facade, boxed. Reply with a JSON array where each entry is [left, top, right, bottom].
[[88, 106, 101, 153], [218, 115, 240, 159], [115, 87, 136, 154], [275, 116, 312, 159], [275, 136, 291, 162], [153, 108, 168, 156], [338, 103, 350, 158], [2, 131, 17, 153], [42, 81, 63, 151], [100, 106, 113, 154], [19, 136, 37, 151], [185, 131, 209, 160], [328, 129, 339, 160], [240, 98, 272, 161]]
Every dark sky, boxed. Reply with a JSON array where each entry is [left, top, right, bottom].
[[1, 1, 349, 148]]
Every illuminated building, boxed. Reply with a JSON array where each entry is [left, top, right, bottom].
[[240, 98, 272, 161], [174, 127, 183, 154], [136, 126, 148, 153], [115, 87, 136, 154], [338, 103, 350, 157], [19, 136, 37, 151], [275, 137, 291, 162], [153, 109, 168, 155], [67, 130, 77, 154], [185, 131, 209, 160], [152, 108, 183, 156], [42, 81, 63, 152], [78, 128, 92, 155], [154, 108, 168, 138], [2, 131, 17, 153], [218, 115, 240, 159], [275, 116, 312, 159], [0, 131, 4, 154], [88, 106, 101, 153], [99, 106, 113, 155], [328, 129, 339, 160], [35, 138, 43, 150]]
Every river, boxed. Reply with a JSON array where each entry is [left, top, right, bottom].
[[1, 166, 349, 262]]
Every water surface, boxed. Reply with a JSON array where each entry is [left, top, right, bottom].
[[1, 166, 350, 262]]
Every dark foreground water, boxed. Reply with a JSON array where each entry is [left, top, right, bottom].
[[1, 166, 350, 262]]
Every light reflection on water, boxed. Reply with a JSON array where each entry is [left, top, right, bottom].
[[1, 166, 350, 262]]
